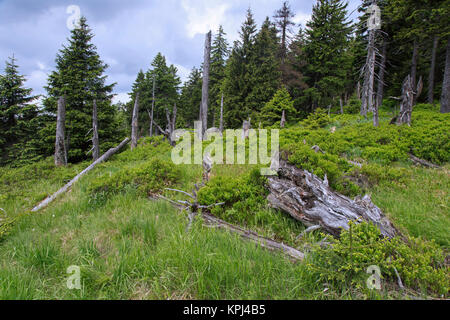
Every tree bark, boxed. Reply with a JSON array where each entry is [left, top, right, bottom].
[[33, 138, 130, 212], [361, 30, 376, 116], [441, 37, 450, 113], [266, 160, 399, 239], [339, 97, 343, 115], [428, 36, 439, 104], [131, 93, 139, 150], [92, 99, 100, 161], [54, 96, 67, 167], [201, 31, 212, 139], [396, 74, 414, 126], [150, 76, 156, 136], [411, 38, 419, 105], [219, 93, 224, 134], [376, 39, 387, 108], [280, 109, 286, 128]]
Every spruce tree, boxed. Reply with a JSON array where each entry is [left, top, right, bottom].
[[302, 0, 352, 110], [246, 17, 281, 119], [222, 8, 258, 128], [209, 26, 230, 127], [43, 17, 121, 163], [0, 56, 39, 165], [179, 67, 202, 127], [260, 87, 296, 126]]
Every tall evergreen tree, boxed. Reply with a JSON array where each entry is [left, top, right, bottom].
[[209, 26, 230, 127], [43, 17, 122, 163], [179, 67, 202, 127], [0, 56, 39, 165], [222, 8, 258, 128], [302, 0, 352, 110], [246, 17, 282, 119]]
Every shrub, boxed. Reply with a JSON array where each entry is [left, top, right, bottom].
[[306, 222, 449, 296], [88, 158, 181, 199]]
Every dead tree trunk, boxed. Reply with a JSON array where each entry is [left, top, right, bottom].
[[131, 93, 139, 150], [266, 160, 399, 238], [356, 81, 361, 100], [410, 38, 419, 97], [441, 36, 450, 113], [219, 93, 224, 134], [280, 109, 286, 128], [55, 96, 67, 167], [92, 99, 100, 161], [339, 97, 344, 115], [33, 138, 130, 212], [361, 30, 376, 117], [242, 120, 250, 139], [201, 31, 212, 140], [376, 39, 387, 108], [396, 74, 414, 126], [149, 76, 156, 136], [428, 35, 439, 104]]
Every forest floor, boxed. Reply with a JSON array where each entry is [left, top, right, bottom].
[[0, 105, 448, 299]]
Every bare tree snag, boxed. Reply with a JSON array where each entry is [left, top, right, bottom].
[[32, 138, 130, 212], [266, 160, 399, 238], [441, 37, 450, 113], [242, 120, 250, 139], [150, 76, 156, 136], [55, 96, 67, 167], [396, 75, 414, 126], [201, 31, 212, 139], [408, 154, 441, 169], [92, 99, 100, 161], [339, 97, 343, 115], [428, 36, 439, 104], [376, 39, 387, 108], [410, 38, 419, 100], [361, 29, 376, 117], [356, 81, 361, 100], [219, 93, 224, 134], [131, 93, 139, 150], [280, 109, 286, 128]]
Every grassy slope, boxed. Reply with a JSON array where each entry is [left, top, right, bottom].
[[0, 110, 448, 300]]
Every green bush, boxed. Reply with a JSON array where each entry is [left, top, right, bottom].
[[88, 158, 181, 199], [306, 222, 449, 296]]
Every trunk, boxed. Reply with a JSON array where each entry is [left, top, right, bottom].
[[441, 37, 450, 113], [33, 138, 130, 212], [131, 93, 139, 150], [376, 39, 387, 108], [149, 77, 156, 137], [339, 97, 343, 114], [411, 39, 419, 104], [201, 31, 212, 140], [361, 30, 376, 116], [280, 109, 286, 128], [219, 93, 224, 134], [54, 96, 67, 167], [428, 36, 439, 104], [396, 74, 414, 126], [242, 120, 250, 139], [266, 160, 399, 238], [356, 81, 361, 100], [92, 99, 100, 161]]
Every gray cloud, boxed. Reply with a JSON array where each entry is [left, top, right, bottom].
[[0, 0, 361, 104]]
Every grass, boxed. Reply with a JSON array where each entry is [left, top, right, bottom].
[[0, 109, 449, 300]]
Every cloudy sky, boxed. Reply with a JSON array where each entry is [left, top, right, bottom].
[[0, 0, 361, 104]]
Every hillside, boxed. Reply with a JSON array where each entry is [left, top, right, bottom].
[[0, 105, 448, 300]]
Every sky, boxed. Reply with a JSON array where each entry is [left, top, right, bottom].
[[0, 0, 361, 105]]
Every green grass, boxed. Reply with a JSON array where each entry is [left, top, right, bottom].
[[0, 109, 449, 300]]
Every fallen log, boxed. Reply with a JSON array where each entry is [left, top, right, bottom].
[[152, 195, 305, 262], [31, 137, 130, 212], [266, 160, 399, 238], [408, 153, 441, 169]]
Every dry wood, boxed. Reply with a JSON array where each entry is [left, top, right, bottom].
[[55, 96, 67, 167], [92, 99, 100, 161], [266, 159, 399, 238], [219, 93, 224, 134], [32, 138, 130, 212], [280, 109, 286, 128], [440, 37, 450, 113], [201, 31, 212, 139], [396, 75, 414, 126], [428, 36, 439, 104], [408, 153, 441, 169], [131, 93, 139, 149], [153, 194, 304, 261]]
